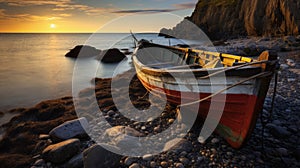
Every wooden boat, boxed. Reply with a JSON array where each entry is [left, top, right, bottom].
[[132, 39, 278, 148]]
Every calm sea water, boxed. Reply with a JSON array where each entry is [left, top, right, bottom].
[[0, 33, 180, 113]]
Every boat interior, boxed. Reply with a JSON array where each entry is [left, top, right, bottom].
[[135, 41, 258, 70]]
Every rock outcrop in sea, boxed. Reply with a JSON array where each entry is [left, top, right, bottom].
[[97, 48, 127, 63], [65, 45, 101, 58], [161, 0, 300, 40]]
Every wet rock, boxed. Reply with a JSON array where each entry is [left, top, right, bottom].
[[266, 123, 291, 138], [142, 154, 153, 161], [39, 134, 50, 140], [175, 162, 185, 168], [179, 157, 190, 165], [124, 157, 138, 166], [98, 48, 127, 63], [83, 144, 122, 168], [49, 117, 89, 142], [42, 139, 81, 164], [150, 161, 156, 168], [65, 45, 100, 58], [65, 153, 83, 168], [160, 161, 168, 167], [163, 138, 193, 154]]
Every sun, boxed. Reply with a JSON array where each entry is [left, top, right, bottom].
[[50, 24, 56, 29]]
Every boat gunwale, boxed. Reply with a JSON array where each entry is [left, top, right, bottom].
[[133, 55, 263, 78]]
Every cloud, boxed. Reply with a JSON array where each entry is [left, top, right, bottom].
[[173, 2, 196, 9], [0, 7, 70, 22], [112, 1, 197, 14], [112, 9, 176, 14], [0, 0, 112, 18], [0, 0, 71, 6], [0, 9, 5, 19]]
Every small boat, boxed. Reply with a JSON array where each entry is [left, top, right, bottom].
[[132, 39, 278, 148]]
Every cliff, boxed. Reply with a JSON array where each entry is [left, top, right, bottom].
[[161, 0, 300, 40]]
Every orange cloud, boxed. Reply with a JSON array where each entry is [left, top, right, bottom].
[[0, 0, 71, 6]]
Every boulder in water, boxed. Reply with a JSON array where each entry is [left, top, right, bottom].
[[65, 45, 101, 58], [97, 48, 127, 63]]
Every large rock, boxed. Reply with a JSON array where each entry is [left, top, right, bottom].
[[49, 117, 89, 142], [161, 0, 300, 40], [64, 153, 84, 168], [65, 45, 101, 58], [98, 48, 127, 63], [42, 138, 81, 164], [83, 144, 122, 168], [104, 126, 144, 151], [163, 138, 193, 154]]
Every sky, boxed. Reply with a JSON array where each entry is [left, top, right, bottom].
[[0, 0, 198, 33]]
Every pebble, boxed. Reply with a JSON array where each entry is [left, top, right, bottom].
[[175, 162, 185, 168], [179, 157, 189, 165], [168, 118, 175, 124], [286, 59, 296, 67], [211, 138, 219, 144], [142, 154, 153, 161], [280, 64, 289, 69], [107, 110, 115, 117], [129, 163, 141, 168], [124, 157, 137, 166], [287, 78, 296, 82], [226, 152, 233, 156], [198, 136, 205, 144], [150, 161, 156, 168], [33, 159, 45, 166], [160, 161, 168, 167], [38, 134, 50, 140], [276, 148, 289, 156]]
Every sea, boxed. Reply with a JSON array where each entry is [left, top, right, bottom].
[[0, 33, 188, 116]]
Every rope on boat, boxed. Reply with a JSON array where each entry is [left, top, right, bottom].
[[177, 71, 273, 107]]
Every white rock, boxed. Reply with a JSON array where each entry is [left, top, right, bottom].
[[49, 117, 89, 141], [104, 126, 143, 151]]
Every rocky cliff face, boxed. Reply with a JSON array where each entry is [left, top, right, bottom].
[[161, 0, 300, 40]]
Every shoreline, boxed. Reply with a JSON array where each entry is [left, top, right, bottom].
[[0, 38, 299, 167]]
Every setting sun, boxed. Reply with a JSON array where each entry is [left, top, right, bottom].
[[50, 24, 56, 29]]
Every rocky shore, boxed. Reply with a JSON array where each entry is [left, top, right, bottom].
[[0, 41, 299, 168]]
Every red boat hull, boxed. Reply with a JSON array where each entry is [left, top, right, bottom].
[[138, 77, 266, 148]]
